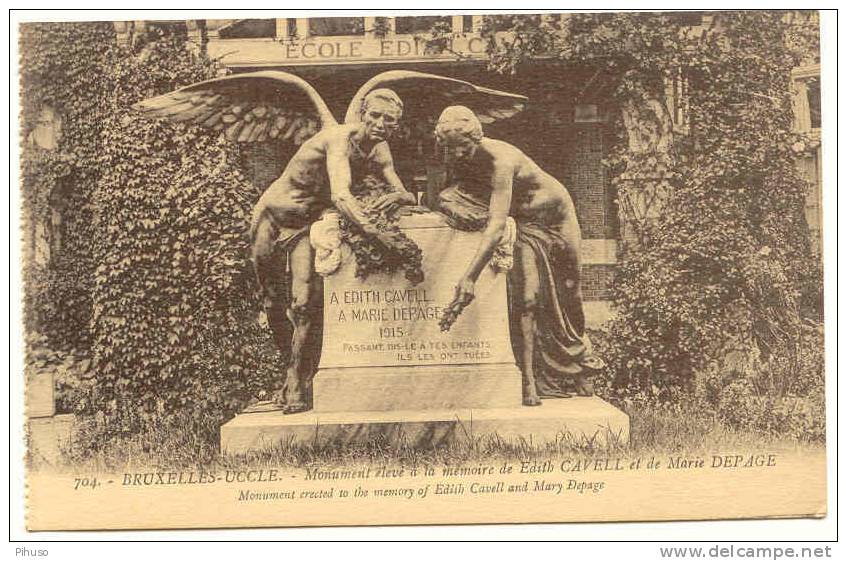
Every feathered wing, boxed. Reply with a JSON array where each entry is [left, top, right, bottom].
[[133, 71, 338, 144], [344, 70, 528, 126]]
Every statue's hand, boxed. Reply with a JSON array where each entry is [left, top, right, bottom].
[[372, 191, 413, 213], [439, 277, 476, 332], [454, 277, 476, 306]]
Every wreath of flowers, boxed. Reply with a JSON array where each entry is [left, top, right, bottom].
[[338, 175, 424, 285]]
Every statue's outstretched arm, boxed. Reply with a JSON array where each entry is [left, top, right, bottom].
[[372, 143, 416, 210], [326, 140, 389, 242], [462, 162, 514, 284], [440, 161, 513, 331]]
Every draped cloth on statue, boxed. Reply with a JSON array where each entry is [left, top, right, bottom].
[[516, 222, 603, 397], [439, 185, 603, 397]]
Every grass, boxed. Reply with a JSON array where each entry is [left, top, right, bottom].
[[38, 398, 824, 474]]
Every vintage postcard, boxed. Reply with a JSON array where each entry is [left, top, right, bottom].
[[17, 10, 830, 532]]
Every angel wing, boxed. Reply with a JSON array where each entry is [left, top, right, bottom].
[[344, 70, 528, 126], [132, 71, 337, 144]]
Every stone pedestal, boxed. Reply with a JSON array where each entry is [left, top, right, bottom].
[[314, 365, 521, 412], [222, 397, 629, 453], [220, 211, 629, 453], [26, 370, 75, 466], [316, 212, 516, 372], [26, 371, 56, 418], [27, 414, 76, 466]]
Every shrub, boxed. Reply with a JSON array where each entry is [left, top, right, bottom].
[[695, 321, 824, 442], [87, 30, 279, 422]]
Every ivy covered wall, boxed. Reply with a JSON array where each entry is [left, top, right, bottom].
[[20, 22, 116, 352], [21, 24, 279, 424]]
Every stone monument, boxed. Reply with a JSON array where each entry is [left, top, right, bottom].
[[134, 68, 629, 454], [220, 211, 629, 453]]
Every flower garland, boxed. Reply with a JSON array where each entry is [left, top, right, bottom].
[[339, 175, 424, 285]]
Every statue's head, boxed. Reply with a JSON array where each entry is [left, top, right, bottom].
[[435, 106, 483, 164], [360, 88, 403, 142]]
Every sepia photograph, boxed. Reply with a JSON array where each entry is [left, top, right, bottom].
[[14, 8, 832, 534]]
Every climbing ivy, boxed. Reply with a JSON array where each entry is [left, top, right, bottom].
[[20, 22, 116, 352], [89, 29, 279, 421], [21, 25, 280, 425]]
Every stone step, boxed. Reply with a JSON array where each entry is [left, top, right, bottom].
[[26, 371, 55, 418], [220, 397, 630, 454]]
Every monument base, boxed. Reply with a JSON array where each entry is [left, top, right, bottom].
[[313, 364, 522, 412], [220, 397, 629, 455]]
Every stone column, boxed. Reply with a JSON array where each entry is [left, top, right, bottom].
[[294, 18, 310, 40], [451, 15, 464, 34], [470, 15, 483, 33], [363, 16, 377, 39], [275, 18, 290, 40]]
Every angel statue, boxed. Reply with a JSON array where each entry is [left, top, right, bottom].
[[134, 70, 527, 414]]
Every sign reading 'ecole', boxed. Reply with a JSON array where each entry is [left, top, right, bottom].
[[278, 37, 488, 60], [208, 36, 490, 66]]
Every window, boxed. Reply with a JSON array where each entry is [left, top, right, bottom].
[[219, 19, 275, 39], [483, 14, 541, 32], [807, 77, 821, 129], [789, 64, 822, 256], [29, 105, 61, 151], [308, 17, 364, 36], [792, 66, 821, 132], [394, 16, 451, 35], [665, 68, 689, 131]]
